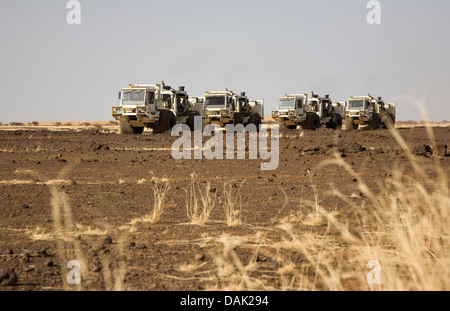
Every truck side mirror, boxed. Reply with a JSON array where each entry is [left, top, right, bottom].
[[117, 92, 121, 100]]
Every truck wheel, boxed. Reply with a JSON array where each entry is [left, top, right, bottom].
[[119, 120, 143, 135], [368, 113, 382, 130], [283, 123, 297, 130], [234, 112, 243, 126], [249, 113, 261, 132], [333, 114, 343, 130], [344, 118, 358, 131], [153, 110, 176, 134], [303, 112, 320, 131], [325, 120, 334, 129], [187, 111, 201, 131]]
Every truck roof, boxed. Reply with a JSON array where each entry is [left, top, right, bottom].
[[279, 94, 307, 99], [348, 96, 371, 100], [124, 84, 159, 90], [205, 91, 234, 96]]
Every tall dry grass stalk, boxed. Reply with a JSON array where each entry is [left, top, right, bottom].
[[99, 234, 128, 291], [21, 165, 92, 290], [186, 173, 217, 225], [131, 176, 170, 225], [222, 181, 244, 227], [19, 167, 130, 291], [313, 151, 449, 289]]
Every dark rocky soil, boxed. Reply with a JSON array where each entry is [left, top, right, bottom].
[[0, 125, 448, 290]]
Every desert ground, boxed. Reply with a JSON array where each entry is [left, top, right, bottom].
[[0, 121, 449, 291]]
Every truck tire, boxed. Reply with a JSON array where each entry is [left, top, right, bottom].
[[233, 112, 243, 126], [249, 113, 261, 132], [345, 118, 358, 131], [332, 114, 343, 130], [325, 120, 334, 129], [187, 110, 201, 131], [153, 110, 176, 134], [368, 113, 382, 130], [119, 120, 144, 135], [302, 112, 320, 131], [132, 127, 144, 134]]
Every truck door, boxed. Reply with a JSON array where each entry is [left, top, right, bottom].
[[162, 94, 172, 109], [296, 99, 303, 115], [146, 91, 155, 112]]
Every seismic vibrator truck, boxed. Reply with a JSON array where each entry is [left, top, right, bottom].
[[344, 94, 396, 130], [272, 92, 345, 130], [204, 90, 264, 129], [112, 82, 205, 134]]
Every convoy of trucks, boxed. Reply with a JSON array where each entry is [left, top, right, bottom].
[[112, 82, 396, 134]]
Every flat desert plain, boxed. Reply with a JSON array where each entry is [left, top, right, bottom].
[[0, 121, 449, 290]]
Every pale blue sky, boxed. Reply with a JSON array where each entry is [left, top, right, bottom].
[[1, 0, 449, 122]]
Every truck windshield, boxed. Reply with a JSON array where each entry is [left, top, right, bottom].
[[348, 100, 365, 109], [206, 96, 226, 108], [348, 100, 364, 109], [279, 99, 295, 109], [122, 90, 145, 105]]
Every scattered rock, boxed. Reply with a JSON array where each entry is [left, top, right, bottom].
[[338, 142, 366, 153], [0, 268, 18, 286], [21, 204, 30, 209], [194, 253, 206, 261], [89, 141, 109, 151], [45, 259, 55, 267], [104, 236, 113, 244], [412, 144, 433, 157]]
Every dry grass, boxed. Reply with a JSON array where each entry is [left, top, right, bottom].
[[186, 173, 217, 225], [221, 181, 244, 227], [130, 176, 170, 225]]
